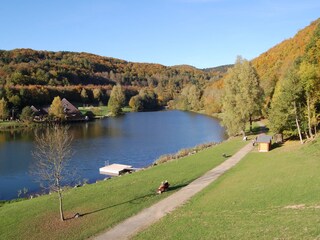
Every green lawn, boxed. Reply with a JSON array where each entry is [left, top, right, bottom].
[[78, 106, 132, 117], [134, 138, 320, 240], [78, 106, 109, 117], [0, 137, 246, 240], [0, 121, 27, 130]]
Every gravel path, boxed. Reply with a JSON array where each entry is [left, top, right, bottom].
[[93, 141, 254, 240]]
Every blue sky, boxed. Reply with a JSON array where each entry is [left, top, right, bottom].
[[1, 0, 320, 68]]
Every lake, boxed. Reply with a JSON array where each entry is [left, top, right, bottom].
[[0, 110, 226, 200]]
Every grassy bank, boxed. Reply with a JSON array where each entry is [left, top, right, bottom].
[[0, 137, 246, 240], [0, 121, 26, 130], [78, 106, 132, 118], [134, 138, 320, 239], [78, 106, 109, 117]]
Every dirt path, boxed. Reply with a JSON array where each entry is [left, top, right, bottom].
[[93, 141, 254, 240]]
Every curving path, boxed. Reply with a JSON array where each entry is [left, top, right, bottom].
[[93, 141, 254, 240]]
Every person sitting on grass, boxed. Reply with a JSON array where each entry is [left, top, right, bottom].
[[157, 180, 170, 194]]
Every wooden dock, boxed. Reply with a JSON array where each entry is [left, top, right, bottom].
[[99, 163, 138, 176]]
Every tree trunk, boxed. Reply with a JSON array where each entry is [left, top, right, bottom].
[[294, 102, 303, 144], [304, 126, 310, 140], [249, 115, 253, 132], [306, 96, 313, 138], [295, 117, 303, 144], [58, 189, 64, 221], [241, 130, 246, 137]]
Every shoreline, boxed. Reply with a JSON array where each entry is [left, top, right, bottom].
[[0, 110, 227, 201], [0, 136, 248, 240], [0, 140, 224, 202]]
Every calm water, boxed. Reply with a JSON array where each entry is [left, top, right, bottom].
[[0, 110, 226, 200]]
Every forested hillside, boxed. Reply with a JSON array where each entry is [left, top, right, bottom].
[[0, 18, 319, 126], [0, 49, 227, 110], [203, 18, 320, 115], [252, 18, 320, 109]]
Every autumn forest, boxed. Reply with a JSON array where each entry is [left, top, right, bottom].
[[0, 18, 320, 140]]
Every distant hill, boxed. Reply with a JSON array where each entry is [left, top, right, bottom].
[[171, 64, 232, 75], [0, 49, 225, 87], [202, 64, 233, 73], [0, 48, 228, 108], [171, 64, 198, 71]]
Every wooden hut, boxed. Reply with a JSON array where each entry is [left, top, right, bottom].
[[31, 98, 87, 122], [30, 105, 49, 121], [61, 98, 85, 121], [256, 134, 272, 152]]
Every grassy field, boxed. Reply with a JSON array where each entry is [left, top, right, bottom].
[[0, 121, 24, 129], [78, 106, 132, 117], [134, 138, 320, 240], [0, 137, 246, 240], [78, 106, 109, 117]]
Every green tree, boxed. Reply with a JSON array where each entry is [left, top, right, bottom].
[[11, 71, 26, 85], [93, 88, 102, 103], [299, 61, 320, 138], [107, 85, 126, 116], [0, 98, 9, 120], [171, 84, 202, 111], [174, 95, 189, 111], [138, 88, 158, 111], [80, 88, 88, 105], [49, 96, 65, 121], [269, 64, 305, 143], [8, 94, 21, 108], [202, 82, 223, 114], [155, 83, 172, 106], [222, 56, 262, 136], [0, 87, 4, 99], [35, 69, 48, 84], [188, 85, 202, 111], [20, 106, 34, 124], [129, 95, 143, 112]]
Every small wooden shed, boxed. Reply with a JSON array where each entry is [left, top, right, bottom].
[[256, 134, 272, 152]]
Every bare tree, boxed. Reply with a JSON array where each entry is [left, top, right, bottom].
[[32, 125, 74, 221]]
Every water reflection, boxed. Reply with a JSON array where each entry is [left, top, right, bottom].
[[0, 110, 226, 200]]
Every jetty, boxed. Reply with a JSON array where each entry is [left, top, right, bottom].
[[99, 163, 139, 176]]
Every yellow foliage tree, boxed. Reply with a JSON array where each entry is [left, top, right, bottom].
[[0, 98, 9, 120], [49, 96, 65, 120]]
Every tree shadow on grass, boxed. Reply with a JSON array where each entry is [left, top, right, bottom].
[[271, 142, 284, 150], [77, 183, 188, 218], [249, 126, 262, 135], [166, 183, 188, 192], [222, 153, 232, 158], [248, 124, 269, 135], [79, 193, 155, 218]]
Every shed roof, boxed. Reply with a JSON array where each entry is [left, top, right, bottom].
[[61, 98, 81, 115], [30, 105, 49, 115], [256, 135, 272, 143]]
